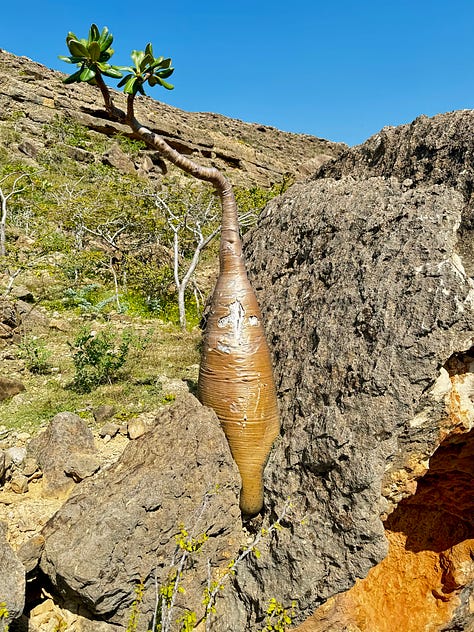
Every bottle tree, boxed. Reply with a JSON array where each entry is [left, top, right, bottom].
[[60, 25, 280, 516]]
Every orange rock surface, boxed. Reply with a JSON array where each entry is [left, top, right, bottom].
[[294, 429, 474, 632]]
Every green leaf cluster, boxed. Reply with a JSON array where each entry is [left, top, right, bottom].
[[59, 24, 174, 96], [17, 336, 51, 374], [0, 601, 9, 632], [126, 580, 145, 632], [175, 525, 209, 553], [60, 24, 122, 84], [264, 598, 297, 632], [118, 42, 174, 96], [68, 326, 134, 392]]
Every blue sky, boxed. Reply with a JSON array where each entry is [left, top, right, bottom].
[[1, 0, 473, 146]]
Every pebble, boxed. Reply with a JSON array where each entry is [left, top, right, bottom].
[[10, 471, 29, 494], [5, 446, 27, 467], [22, 456, 39, 478], [127, 419, 147, 440]]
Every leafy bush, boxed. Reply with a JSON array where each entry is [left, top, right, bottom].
[[17, 336, 51, 374], [68, 326, 134, 392], [62, 284, 117, 315]]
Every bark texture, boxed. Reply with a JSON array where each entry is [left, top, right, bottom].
[[197, 182, 280, 516], [198, 236, 280, 516]]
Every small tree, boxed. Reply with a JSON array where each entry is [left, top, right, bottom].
[[0, 171, 29, 257], [60, 25, 280, 516], [153, 192, 220, 330], [73, 214, 130, 312]]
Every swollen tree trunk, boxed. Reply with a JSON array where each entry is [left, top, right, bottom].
[[98, 88, 280, 516], [198, 193, 280, 516]]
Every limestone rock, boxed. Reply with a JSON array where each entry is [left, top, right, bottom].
[[93, 405, 116, 425], [126, 417, 146, 439], [27, 598, 122, 632], [241, 175, 474, 627], [10, 471, 29, 494], [28, 412, 99, 496], [5, 446, 27, 467], [15, 299, 49, 329], [17, 534, 45, 573], [22, 456, 40, 478], [0, 522, 25, 628], [0, 377, 25, 401], [0, 299, 18, 330], [9, 285, 34, 302], [40, 394, 241, 629], [0, 298, 48, 340], [63, 453, 101, 482], [0, 324, 12, 339], [316, 110, 474, 277], [295, 426, 474, 632], [98, 422, 120, 439], [102, 142, 136, 174]]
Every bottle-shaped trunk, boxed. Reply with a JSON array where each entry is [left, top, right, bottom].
[[198, 189, 279, 516]]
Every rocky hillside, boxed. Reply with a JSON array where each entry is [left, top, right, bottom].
[[0, 49, 344, 188]]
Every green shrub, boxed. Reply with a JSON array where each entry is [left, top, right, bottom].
[[17, 336, 51, 374], [116, 134, 147, 156], [69, 326, 133, 392], [62, 284, 117, 315], [44, 115, 106, 151]]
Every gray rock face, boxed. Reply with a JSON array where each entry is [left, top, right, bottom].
[[40, 394, 241, 630], [0, 298, 48, 344], [94, 405, 116, 425], [0, 522, 25, 628], [28, 412, 100, 496], [102, 142, 136, 174], [17, 534, 45, 574], [317, 111, 474, 196], [316, 110, 474, 276], [241, 175, 474, 626]]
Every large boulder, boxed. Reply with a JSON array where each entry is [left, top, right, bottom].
[[239, 173, 474, 627], [28, 412, 101, 496], [0, 522, 25, 630], [40, 394, 241, 630]]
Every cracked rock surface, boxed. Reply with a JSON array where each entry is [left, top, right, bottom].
[[40, 394, 241, 630], [242, 170, 474, 627]]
